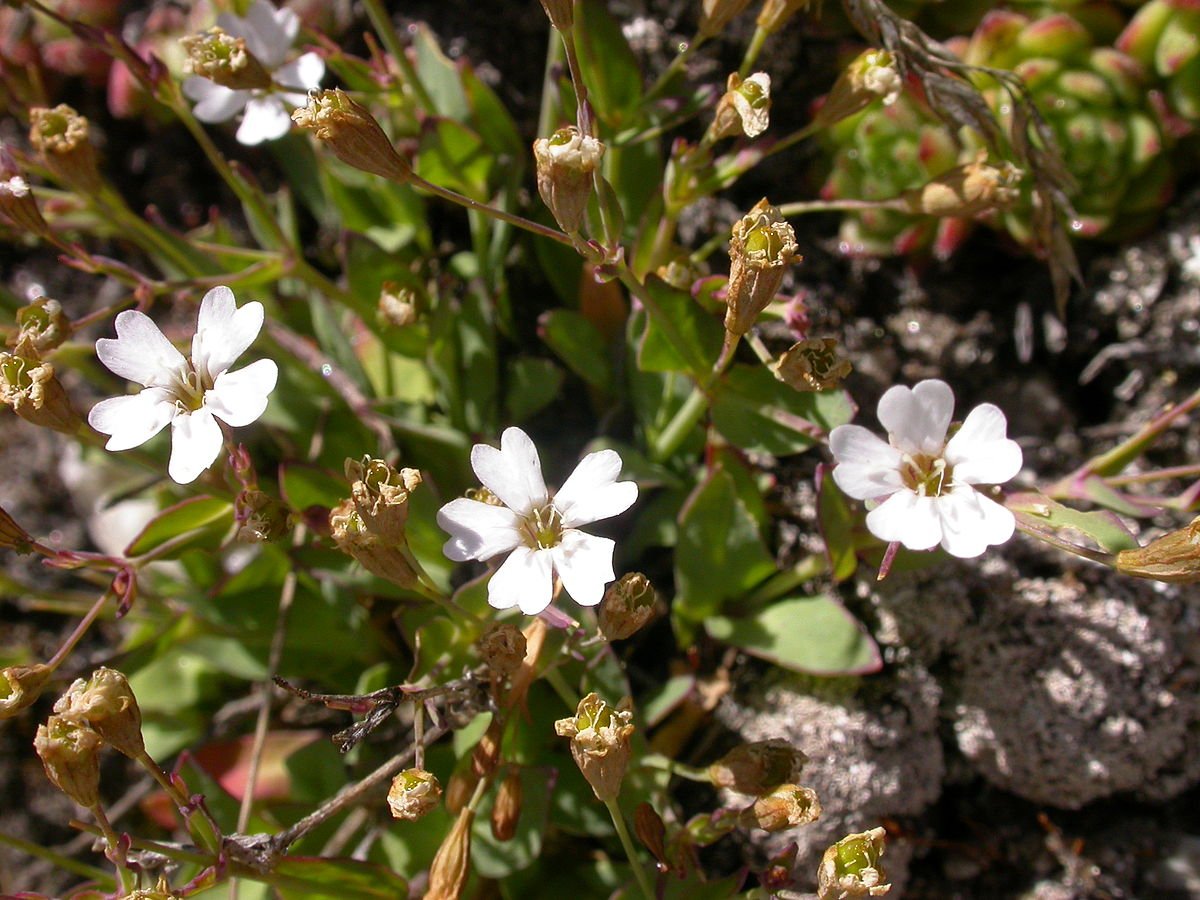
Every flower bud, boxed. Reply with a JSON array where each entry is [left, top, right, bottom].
[[598, 572, 658, 641], [292, 89, 412, 183], [554, 692, 635, 801], [444, 763, 479, 816], [0, 349, 83, 434], [815, 50, 902, 129], [387, 767, 442, 821], [725, 198, 799, 336], [634, 802, 670, 870], [772, 338, 852, 392], [739, 783, 821, 831], [0, 173, 53, 240], [817, 827, 890, 899], [708, 739, 808, 794], [53, 667, 145, 759], [377, 283, 419, 328], [684, 807, 740, 847], [757, 0, 815, 35], [477, 623, 528, 679], [539, 0, 574, 31], [471, 718, 504, 778], [425, 807, 474, 900], [1116, 516, 1200, 584], [709, 72, 772, 141], [699, 0, 753, 38], [533, 126, 605, 234], [12, 297, 72, 355], [181, 27, 272, 90], [490, 769, 523, 841], [29, 105, 103, 196], [34, 715, 102, 807], [235, 488, 288, 543], [902, 152, 1022, 218], [0, 504, 37, 553], [329, 499, 421, 589], [346, 457, 421, 547], [0, 663, 51, 719]]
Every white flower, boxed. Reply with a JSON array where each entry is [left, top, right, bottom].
[[437, 427, 638, 615], [0, 176, 29, 197], [182, 0, 324, 145], [828, 379, 1022, 559], [88, 286, 278, 485]]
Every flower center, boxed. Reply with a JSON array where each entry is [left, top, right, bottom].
[[521, 503, 563, 550], [171, 364, 210, 413], [900, 452, 952, 497]]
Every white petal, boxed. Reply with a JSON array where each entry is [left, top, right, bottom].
[[183, 78, 248, 123], [487, 546, 554, 615], [470, 427, 548, 516], [936, 486, 1016, 559], [88, 390, 176, 451], [828, 424, 905, 501], [275, 52, 324, 92], [192, 287, 266, 381], [436, 498, 523, 562], [96, 310, 186, 387], [168, 407, 224, 484], [207, 359, 278, 426], [944, 403, 1023, 485], [865, 489, 941, 551], [554, 449, 637, 528], [240, 0, 298, 68], [551, 530, 616, 608], [236, 96, 293, 145], [877, 379, 954, 455]]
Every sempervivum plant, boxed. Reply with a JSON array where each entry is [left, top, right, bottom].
[[966, 9, 1174, 240], [1117, 0, 1200, 126]]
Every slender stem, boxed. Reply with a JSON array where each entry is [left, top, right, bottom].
[[646, 33, 705, 103], [96, 188, 209, 278], [136, 750, 222, 853], [45, 588, 110, 671], [650, 332, 739, 463], [0, 828, 114, 884], [744, 554, 830, 606], [777, 197, 905, 218], [407, 169, 574, 247], [361, 0, 436, 111], [538, 28, 566, 138], [604, 798, 656, 900], [556, 23, 592, 137], [765, 120, 821, 160], [543, 665, 578, 710], [738, 26, 770, 78], [1106, 464, 1200, 487], [90, 804, 135, 894], [639, 752, 710, 782]]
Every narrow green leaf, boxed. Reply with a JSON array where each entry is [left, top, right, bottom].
[[574, 0, 644, 127], [712, 365, 854, 456], [416, 118, 493, 200], [125, 497, 232, 557], [273, 857, 409, 899], [817, 465, 859, 583], [539, 309, 613, 390], [1009, 491, 1139, 553], [413, 24, 469, 119], [506, 357, 565, 420], [636, 276, 724, 377]]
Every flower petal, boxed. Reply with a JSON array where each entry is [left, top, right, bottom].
[[877, 379, 954, 455], [944, 403, 1022, 485], [168, 407, 224, 484], [487, 546, 554, 615], [236, 96, 292, 145], [239, 0, 298, 68], [829, 424, 905, 501], [96, 310, 186, 387], [436, 498, 523, 562], [275, 52, 324, 92], [552, 529, 616, 608], [936, 485, 1015, 558], [865, 489, 941, 551], [191, 287, 266, 381], [554, 449, 637, 528], [183, 78, 248, 123], [88, 390, 176, 451], [207, 359, 278, 426], [471, 427, 548, 516]]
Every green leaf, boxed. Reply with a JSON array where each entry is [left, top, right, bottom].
[[706, 596, 882, 676], [642, 674, 695, 727], [1009, 491, 1139, 553], [817, 465, 859, 583], [712, 365, 855, 456], [462, 64, 523, 160], [506, 357, 565, 420], [574, 0, 643, 128], [324, 167, 428, 253], [539, 309, 613, 390], [272, 857, 409, 900], [125, 497, 233, 557], [279, 464, 346, 512], [413, 24, 469, 119], [636, 276, 724, 377], [417, 118, 493, 200]]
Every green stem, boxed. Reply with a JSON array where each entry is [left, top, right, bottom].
[[136, 750, 222, 853], [96, 187, 209, 278], [44, 588, 110, 671], [361, 0, 436, 111], [604, 798, 656, 900], [765, 120, 822, 160], [543, 665, 579, 710], [639, 752, 711, 782], [738, 26, 770, 78], [646, 32, 705, 103], [538, 28, 566, 138], [744, 554, 830, 606], [407, 170, 574, 247], [650, 332, 739, 463], [776, 197, 905, 218], [90, 804, 135, 894], [0, 828, 114, 885]]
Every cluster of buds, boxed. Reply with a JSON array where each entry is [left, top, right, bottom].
[[0, 345, 81, 434], [817, 827, 891, 899], [814, 50, 902, 131], [772, 338, 853, 392], [707, 738, 808, 795], [724, 199, 800, 336], [597, 572, 658, 641], [708, 72, 772, 142], [329, 458, 424, 589], [533, 126, 605, 234], [29, 105, 102, 196], [292, 89, 412, 183], [181, 27, 272, 90], [387, 767, 443, 821], [1116, 516, 1200, 584], [477, 622, 528, 680], [235, 488, 288, 543], [555, 692, 635, 801]]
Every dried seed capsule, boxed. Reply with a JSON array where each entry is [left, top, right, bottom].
[[532, 126, 604, 234], [724, 199, 799, 336], [772, 338, 853, 393], [708, 738, 808, 794], [29, 105, 103, 196], [387, 768, 442, 821], [0, 349, 82, 434], [817, 826, 891, 899], [53, 667, 145, 759], [490, 769, 522, 841], [181, 27, 272, 90], [554, 692, 634, 801], [426, 807, 474, 900], [709, 72, 772, 141], [292, 89, 412, 183], [0, 663, 51, 719], [739, 783, 822, 831], [598, 573, 658, 641], [34, 715, 102, 807], [477, 623, 528, 679], [1116, 516, 1200, 584]]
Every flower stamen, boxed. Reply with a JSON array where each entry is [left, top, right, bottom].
[[524, 503, 563, 550]]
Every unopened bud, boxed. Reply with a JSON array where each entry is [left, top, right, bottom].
[[699, 0, 754, 37], [757, 0, 816, 35], [426, 807, 474, 900], [181, 27, 272, 90], [817, 827, 890, 899], [685, 807, 740, 847], [533, 126, 604, 234], [235, 489, 288, 543], [539, 0, 574, 30], [444, 763, 479, 816], [740, 783, 821, 831], [634, 802, 670, 870], [725, 198, 799, 336], [708, 739, 808, 794], [598, 572, 658, 641], [12, 297, 72, 354], [554, 692, 634, 801], [1117, 516, 1200, 584], [53, 667, 145, 759], [477, 623, 527, 679], [34, 714, 102, 807], [0, 350, 83, 434], [377, 283, 419, 328], [710, 72, 772, 141], [29, 105, 103, 196], [471, 718, 504, 777], [292, 89, 412, 183], [815, 49, 902, 129], [387, 767, 442, 821], [490, 769, 523, 841], [0, 174, 52, 240], [0, 505, 37, 553], [772, 337, 852, 392], [346, 457, 421, 547], [902, 152, 1022, 218], [329, 499, 421, 589], [0, 663, 51, 719]]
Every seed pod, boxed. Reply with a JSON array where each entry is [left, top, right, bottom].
[[708, 738, 808, 794], [34, 715, 102, 808], [181, 27, 272, 90], [598, 573, 658, 641], [471, 718, 504, 778], [387, 768, 442, 821], [0, 349, 82, 434], [477, 623, 528, 679], [490, 769, 522, 841], [817, 826, 890, 899], [426, 807, 474, 900], [1116, 516, 1200, 584], [740, 783, 822, 831], [12, 297, 72, 355], [772, 338, 852, 393], [634, 802, 669, 870], [709, 72, 772, 141], [29, 105, 102, 196], [53, 667, 145, 760], [346, 457, 422, 548], [724, 199, 799, 336], [444, 763, 478, 816], [0, 663, 51, 719], [292, 89, 412, 183], [329, 499, 421, 589], [554, 693, 635, 801], [532, 126, 604, 234]]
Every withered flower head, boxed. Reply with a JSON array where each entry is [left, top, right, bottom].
[[13, 297, 72, 355], [425, 807, 475, 900], [555, 692, 635, 801], [387, 767, 442, 821], [29, 105, 102, 195], [740, 783, 822, 831], [708, 738, 808, 794], [710, 72, 772, 141], [1117, 516, 1200, 584], [181, 27, 272, 91], [815, 49, 902, 129], [292, 89, 412, 183], [0, 664, 51, 719], [533, 126, 605, 234], [53, 667, 145, 759], [0, 171, 52, 240], [477, 622, 528, 679], [772, 337, 852, 392], [903, 151, 1022, 218], [817, 827, 891, 899], [725, 198, 799, 336], [329, 498, 421, 589], [235, 488, 288, 543], [0, 349, 82, 434], [598, 572, 658, 641], [378, 283, 420, 328], [346, 456, 422, 547], [34, 714, 102, 808]]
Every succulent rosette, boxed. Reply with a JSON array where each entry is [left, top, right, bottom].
[[1117, 0, 1200, 126]]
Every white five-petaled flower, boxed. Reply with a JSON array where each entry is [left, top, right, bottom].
[[437, 427, 638, 615], [828, 379, 1022, 559], [88, 286, 278, 485], [183, 0, 324, 145]]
